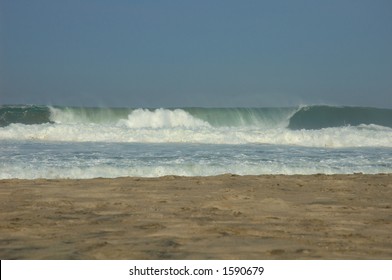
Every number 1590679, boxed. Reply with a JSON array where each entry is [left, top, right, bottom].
[[223, 267, 264, 276]]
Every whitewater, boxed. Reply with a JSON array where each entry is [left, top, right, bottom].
[[1, 105, 391, 179]]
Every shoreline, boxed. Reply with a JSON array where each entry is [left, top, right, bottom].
[[1, 174, 391, 259]]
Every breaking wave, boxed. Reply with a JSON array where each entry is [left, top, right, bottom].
[[1, 105, 392, 147]]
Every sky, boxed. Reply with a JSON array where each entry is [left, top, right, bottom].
[[0, 0, 391, 108]]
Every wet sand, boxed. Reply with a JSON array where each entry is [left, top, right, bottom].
[[0, 174, 391, 259]]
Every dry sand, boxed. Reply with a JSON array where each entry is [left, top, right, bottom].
[[0, 174, 391, 259]]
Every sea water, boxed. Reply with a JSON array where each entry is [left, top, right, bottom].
[[0, 105, 391, 179]]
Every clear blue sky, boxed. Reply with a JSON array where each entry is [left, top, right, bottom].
[[1, 0, 391, 108]]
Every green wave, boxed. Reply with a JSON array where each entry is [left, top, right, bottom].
[[1, 104, 392, 129]]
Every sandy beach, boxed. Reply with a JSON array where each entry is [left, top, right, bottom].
[[0, 174, 391, 259]]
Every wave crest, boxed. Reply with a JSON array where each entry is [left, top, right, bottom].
[[117, 108, 210, 128], [289, 105, 392, 129]]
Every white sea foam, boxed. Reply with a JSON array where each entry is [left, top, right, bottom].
[[0, 164, 356, 179], [1, 142, 391, 179], [117, 108, 210, 128], [0, 120, 392, 147]]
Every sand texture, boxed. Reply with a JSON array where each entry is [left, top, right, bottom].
[[0, 174, 391, 259]]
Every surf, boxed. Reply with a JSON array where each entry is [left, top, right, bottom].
[[1, 105, 392, 148], [2, 105, 392, 129]]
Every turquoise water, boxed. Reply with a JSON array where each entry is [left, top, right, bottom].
[[2, 105, 392, 129]]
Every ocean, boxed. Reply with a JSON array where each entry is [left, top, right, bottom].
[[1, 105, 391, 179]]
